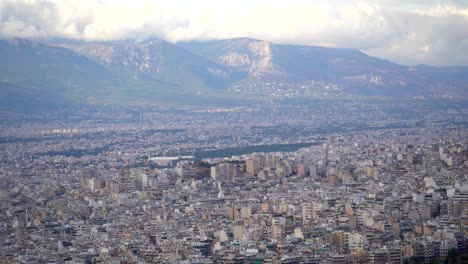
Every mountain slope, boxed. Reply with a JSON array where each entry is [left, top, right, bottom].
[[0, 38, 117, 102], [178, 38, 402, 80], [1, 37, 467, 111], [0, 81, 71, 112], [179, 38, 468, 99], [55, 40, 245, 93], [0, 38, 246, 109]]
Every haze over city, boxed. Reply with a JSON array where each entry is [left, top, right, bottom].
[[0, 0, 467, 263]]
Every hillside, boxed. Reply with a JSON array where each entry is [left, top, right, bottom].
[[0, 37, 467, 112], [179, 38, 468, 99]]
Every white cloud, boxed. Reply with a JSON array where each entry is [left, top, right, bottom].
[[0, 0, 467, 66]]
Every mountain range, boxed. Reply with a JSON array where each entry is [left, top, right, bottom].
[[1, 37, 467, 110]]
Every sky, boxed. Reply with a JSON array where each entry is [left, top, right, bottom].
[[1, 0, 468, 66]]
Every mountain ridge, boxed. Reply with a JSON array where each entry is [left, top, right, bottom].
[[179, 38, 468, 99], [0, 37, 467, 111]]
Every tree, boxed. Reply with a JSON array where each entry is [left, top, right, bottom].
[[446, 248, 458, 264]]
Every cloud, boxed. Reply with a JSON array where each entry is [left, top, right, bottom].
[[0, 0, 467, 66], [365, 5, 468, 66]]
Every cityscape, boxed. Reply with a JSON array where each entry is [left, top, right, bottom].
[[0, 100, 467, 263], [1, 0, 468, 263]]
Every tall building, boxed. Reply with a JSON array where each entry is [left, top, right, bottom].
[[240, 207, 252, 218], [228, 208, 239, 220], [388, 242, 403, 264], [81, 167, 99, 188], [246, 158, 260, 177], [302, 203, 315, 225], [310, 164, 317, 178], [211, 166, 218, 180]]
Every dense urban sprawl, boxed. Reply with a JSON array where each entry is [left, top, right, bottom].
[[0, 100, 467, 263]]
